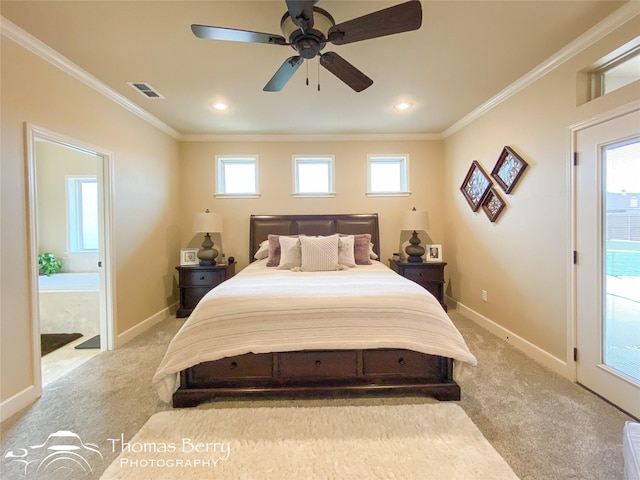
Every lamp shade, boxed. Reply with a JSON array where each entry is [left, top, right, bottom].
[[192, 209, 224, 233], [400, 208, 429, 232]]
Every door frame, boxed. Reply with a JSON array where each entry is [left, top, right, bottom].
[[569, 99, 640, 383], [25, 123, 115, 390]]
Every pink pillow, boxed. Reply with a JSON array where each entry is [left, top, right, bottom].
[[353, 234, 372, 265], [266, 234, 302, 267]]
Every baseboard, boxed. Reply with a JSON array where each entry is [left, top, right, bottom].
[[114, 303, 178, 348], [452, 299, 573, 380], [0, 385, 39, 423]]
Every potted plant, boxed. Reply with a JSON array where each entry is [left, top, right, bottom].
[[38, 252, 62, 276]]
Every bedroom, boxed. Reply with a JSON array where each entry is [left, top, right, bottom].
[[1, 0, 639, 477]]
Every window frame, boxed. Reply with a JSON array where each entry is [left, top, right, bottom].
[[590, 44, 640, 100], [66, 175, 99, 252], [215, 155, 260, 198], [292, 155, 336, 197], [367, 154, 410, 196]]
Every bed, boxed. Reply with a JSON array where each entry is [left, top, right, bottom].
[[154, 213, 477, 407]]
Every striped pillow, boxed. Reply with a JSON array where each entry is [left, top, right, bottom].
[[300, 235, 340, 271]]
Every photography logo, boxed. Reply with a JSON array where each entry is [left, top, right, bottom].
[[3, 430, 103, 479]]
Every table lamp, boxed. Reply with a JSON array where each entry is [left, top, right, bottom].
[[401, 207, 429, 263], [192, 209, 223, 266]]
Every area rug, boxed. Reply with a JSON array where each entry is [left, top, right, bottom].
[[40, 333, 82, 356], [75, 334, 100, 349], [100, 403, 519, 479]]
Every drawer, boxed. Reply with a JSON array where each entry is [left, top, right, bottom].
[[402, 266, 443, 284], [181, 270, 224, 287], [188, 353, 273, 383], [363, 349, 440, 376], [182, 287, 212, 309], [278, 351, 358, 378]]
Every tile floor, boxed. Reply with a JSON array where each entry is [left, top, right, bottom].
[[41, 336, 100, 387]]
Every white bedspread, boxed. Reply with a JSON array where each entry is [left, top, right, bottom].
[[153, 260, 477, 402]]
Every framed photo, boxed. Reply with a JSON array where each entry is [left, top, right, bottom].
[[491, 146, 528, 194], [461, 161, 492, 212], [426, 244, 443, 262], [180, 248, 199, 266], [482, 187, 506, 222]]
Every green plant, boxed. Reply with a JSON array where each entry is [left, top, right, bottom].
[[38, 252, 62, 276]]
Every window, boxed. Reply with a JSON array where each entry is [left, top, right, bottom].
[[67, 176, 98, 252], [293, 156, 335, 196], [590, 45, 640, 99], [216, 155, 259, 197], [367, 155, 409, 195]]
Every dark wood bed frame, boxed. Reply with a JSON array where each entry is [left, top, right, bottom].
[[172, 213, 460, 407]]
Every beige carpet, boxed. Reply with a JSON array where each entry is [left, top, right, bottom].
[[101, 403, 518, 479]]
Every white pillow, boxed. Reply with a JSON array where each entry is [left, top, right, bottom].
[[277, 236, 302, 270], [254, 240, 269, 260], [369, 243, 378, 260], [338, 235, 356, 268], [300, 234, 340, 271]]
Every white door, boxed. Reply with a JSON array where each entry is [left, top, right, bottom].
[[575, 107, 640, 418]]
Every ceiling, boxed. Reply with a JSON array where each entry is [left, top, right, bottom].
[[0, 1, 630, 138]]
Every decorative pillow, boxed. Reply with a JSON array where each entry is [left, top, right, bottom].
[[278, 236, 302, 270], [353, 233, 373, 265], [266, 234, 282, 267], [369, 243, 378, 260], [300, 234, 340, 271], [338, 235, 356, 268], [254, 240, 269, 260]]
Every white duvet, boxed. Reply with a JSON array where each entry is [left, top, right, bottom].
[[153, 260, 477, 402]]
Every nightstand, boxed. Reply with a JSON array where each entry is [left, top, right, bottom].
[[389, 259, 447, 312], [176, 263, 235, 317]]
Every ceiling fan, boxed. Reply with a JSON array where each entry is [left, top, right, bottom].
[[191, 0, 422, 92]]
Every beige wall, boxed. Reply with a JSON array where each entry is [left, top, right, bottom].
[[179, 140, 445, 270], [442, 16, 640, 364], [1, 38, 181, 405]]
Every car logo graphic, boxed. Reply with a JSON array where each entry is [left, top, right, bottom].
[[4, 430, 102, 478]]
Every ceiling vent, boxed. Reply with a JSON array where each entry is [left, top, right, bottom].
[[127, 82, 164, 99]]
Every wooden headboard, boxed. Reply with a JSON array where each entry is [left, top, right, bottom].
[[249, 213, 380, 262]]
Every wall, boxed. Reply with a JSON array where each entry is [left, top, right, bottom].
[[179, 139, 445, 270], [442, 15, 640, 374], [0, 38, 181, 410]]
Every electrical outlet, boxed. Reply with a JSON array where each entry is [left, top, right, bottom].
[[481, 290, 488, 302]]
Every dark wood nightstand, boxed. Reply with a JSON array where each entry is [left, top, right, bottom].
[[389, 259, 447, 312], [176, 263, 235, 317]]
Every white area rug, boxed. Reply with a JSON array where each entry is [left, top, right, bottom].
[[101, 403, 518, 479]]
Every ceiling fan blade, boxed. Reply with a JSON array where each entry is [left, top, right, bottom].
[[328, 0, 422, 46], [263, 56, 304, 92], [191, 24, 286, 45], [285, 0, 315, 31], [320, 52, 373, 92]]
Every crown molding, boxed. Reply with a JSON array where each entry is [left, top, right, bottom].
[[1, 16, 181, 140], [442, 1, 640, 138], [180, 133, 443, 142]]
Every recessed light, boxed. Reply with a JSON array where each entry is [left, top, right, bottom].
[[394, 102, 412, 111], [213, 102, 229, 110]]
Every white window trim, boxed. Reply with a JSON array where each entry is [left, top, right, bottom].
[[366, 154, 411, 197], [215, 155, 260, 198], [66, 175, 99, 252], [292, 155, 336, 197], [589, 41, 640, 100]]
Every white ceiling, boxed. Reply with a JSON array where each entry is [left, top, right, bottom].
[[0, 1, 630, 138]]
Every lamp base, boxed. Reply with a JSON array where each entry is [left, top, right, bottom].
[[404, 231, 425, 263], [197, 233, 218, 266]]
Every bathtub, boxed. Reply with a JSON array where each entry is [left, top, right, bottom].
[[39, 273, 100, 337]]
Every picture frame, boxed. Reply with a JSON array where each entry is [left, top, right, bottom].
[[426, 244, 443, 262], [180, 248, 199, 266], [460, 160, 492, 212], [481, 187, 507, 223], [491, 146, 528, 194]]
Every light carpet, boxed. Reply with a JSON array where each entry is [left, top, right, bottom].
[[101, 403, 518, 479]]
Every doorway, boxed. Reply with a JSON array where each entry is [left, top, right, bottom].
[[574, 106, 640, 418], [26, 124, 114, 388]]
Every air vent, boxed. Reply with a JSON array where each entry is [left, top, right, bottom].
[[127, 82, 164, 99]]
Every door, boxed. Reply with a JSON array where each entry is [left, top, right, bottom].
[[575, 107, 640, 418], [26, 124, 114, 389]]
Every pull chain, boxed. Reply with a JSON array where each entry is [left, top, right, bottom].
[[306, 61, 309, 86], [317, 58, 321, 91]]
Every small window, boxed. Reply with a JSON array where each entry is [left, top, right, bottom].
[[67, 176, 98, 252], [293, 155, 335, 196], [367, 155, 409, 196], [216, 155, 259, 197], [591, 45, 640, 99]]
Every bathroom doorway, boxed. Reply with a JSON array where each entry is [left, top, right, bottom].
[[26, 124, 114, 388]]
